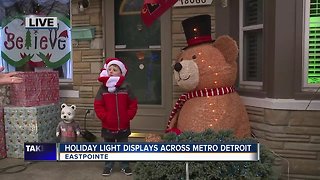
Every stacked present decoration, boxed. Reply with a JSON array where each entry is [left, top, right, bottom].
[[0, 86, 10, 159], [0, 108, 6, 159], [4, 71, 60, 158], [9, 72, 60, 106]]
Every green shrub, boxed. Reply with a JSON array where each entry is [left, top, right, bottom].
[[134, 129, 276, 180]]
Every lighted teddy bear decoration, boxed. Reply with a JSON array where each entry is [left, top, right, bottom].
[[56, 103, 81, 142], [149, 15, 251, 141]]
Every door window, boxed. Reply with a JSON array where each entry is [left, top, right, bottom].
[[114, 0, 162, 105]]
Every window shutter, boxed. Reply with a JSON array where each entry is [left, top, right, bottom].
[[244, 0, 263, 26], [244, 30, 263, 81], [308, 0, 320, 84], [246, 33, 258, 80]]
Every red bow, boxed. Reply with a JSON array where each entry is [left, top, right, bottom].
[[141, 0, 178, 27]]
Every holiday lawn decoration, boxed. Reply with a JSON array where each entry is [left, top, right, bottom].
[[135, 130, 277, 180], [1, 12, 71, 68], [141, 0, 178, 27], [166, 15, 251, 137]]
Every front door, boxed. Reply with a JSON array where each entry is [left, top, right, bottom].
[[103, 0, 172, 132]]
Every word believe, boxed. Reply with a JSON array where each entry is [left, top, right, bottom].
[[3, 26, 67, 50]]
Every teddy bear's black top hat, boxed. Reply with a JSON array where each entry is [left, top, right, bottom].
[[182, 14, 213, 49]]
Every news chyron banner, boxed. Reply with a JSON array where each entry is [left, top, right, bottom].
[[25, 142, 260, 161]]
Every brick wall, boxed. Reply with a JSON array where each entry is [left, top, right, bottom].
[[67, 0, 103, 133], [247, 106, 320, 179]]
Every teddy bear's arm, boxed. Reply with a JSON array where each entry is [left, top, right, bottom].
[[56, 122, 61, 137], [75, 123, 81, 136]]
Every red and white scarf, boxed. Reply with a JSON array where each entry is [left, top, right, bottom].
[[98, 76, 125, 93], [166, 86, 236, 131]]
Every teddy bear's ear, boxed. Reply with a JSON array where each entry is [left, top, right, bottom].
[[71, 105, 76, 111], [61, 103, 66, 109], [213, 35, 239, 63]]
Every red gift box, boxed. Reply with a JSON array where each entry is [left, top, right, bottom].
[[10, 71, 60, 107]]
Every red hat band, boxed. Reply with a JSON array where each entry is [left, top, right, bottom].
[[187, 35, 212, 47]]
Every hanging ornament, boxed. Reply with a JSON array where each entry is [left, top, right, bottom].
[[139, 63, 144, 70], [137, 24, 143, 31], [136, 51, 145, 60]]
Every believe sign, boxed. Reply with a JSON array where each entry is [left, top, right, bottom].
[[174, 0, 213, 7], [1, 14, 71, 68]]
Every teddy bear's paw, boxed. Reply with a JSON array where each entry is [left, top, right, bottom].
[[145, 133, 163, 142], [165, 128, 182, 135]]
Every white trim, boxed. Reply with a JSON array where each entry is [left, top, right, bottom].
[[239, 0, 263, 90], [239, 80, 263, 86], [60, 90, 79, 98], [240, 96, 320, 110], [302, 0, 320, 88], [239, 0, 244, 87], [303, 0, 311, 88], [241, 24, 263, 31], [239, 82, 263, 90]]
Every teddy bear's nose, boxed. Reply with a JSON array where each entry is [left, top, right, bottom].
[[174, 62, 182, 72]]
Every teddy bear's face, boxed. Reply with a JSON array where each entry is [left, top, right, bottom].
[[61, 103, 76, 123], [174, 38, 238, 91]]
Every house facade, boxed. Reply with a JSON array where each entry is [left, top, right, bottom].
[[0, 0, 318, 179], [215, 0, 320, 179], [67, 0, 320, 178]]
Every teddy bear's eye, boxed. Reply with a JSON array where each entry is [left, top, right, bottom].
[[68, 112, 71, 116], [61, 112, 65, 114], [192, 55, 197, 59]]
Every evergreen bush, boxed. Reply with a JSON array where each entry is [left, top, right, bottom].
[[134, 129, 276, 180]]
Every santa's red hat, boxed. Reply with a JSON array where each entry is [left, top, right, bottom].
[[100, 57, 127, 77], [98, 58, 127, 92]]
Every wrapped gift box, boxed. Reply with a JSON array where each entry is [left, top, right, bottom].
[[0, 86, 10, 106], [10, 71, 59, 107], [0, 107, 6, 158], [0, 85, 10, 158], [4, 103, 60, 158]]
